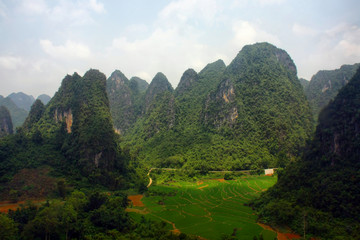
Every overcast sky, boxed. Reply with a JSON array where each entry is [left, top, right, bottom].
[[0, 0, 359, 98]]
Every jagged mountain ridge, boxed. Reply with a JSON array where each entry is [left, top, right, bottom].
[[108, 42, 314, 170]]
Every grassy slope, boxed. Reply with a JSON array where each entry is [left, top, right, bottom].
[[130, 176, 277, 240]]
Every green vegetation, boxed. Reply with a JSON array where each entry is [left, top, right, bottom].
[[1, 190, 196, 240], [117, 43, 313, 171], [304, 63, 360, 120], [0, 69, 147, 199], [130, 172, 277, 240], [252, 67, 360, 239]]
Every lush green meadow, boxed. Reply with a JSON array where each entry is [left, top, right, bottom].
[[128, 175, 277, 240]]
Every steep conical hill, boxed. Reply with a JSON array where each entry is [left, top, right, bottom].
[[175, 68, 199, 96], [5, 69, 124, 180], [106, 70, 140, 134], [144, 72, 173, 110], [206, 42, 313, 158]]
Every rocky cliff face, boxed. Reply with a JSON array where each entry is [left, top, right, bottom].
[[204, 42, 313, 156], [54, 108, 73, 133], [0, 106, 13, 137], [106, 70, 137, 134], [203, 78, 238, 128], [305, 63, 360, 120], [315, 66, 360, 164]]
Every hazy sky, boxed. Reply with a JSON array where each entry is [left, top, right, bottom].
[[0, 0, 359, 98]]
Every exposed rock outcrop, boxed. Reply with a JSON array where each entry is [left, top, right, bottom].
[[0, 106, 13, 137]]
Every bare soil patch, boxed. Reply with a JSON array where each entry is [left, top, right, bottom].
[[0, 199, 45, 213], [258, 223, 302, 240], [284, 233, 301, 239], [2, 168, 56, 201], [128, 194, 144, 207]]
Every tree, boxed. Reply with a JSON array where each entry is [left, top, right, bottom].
[[0, 213, 18, 240]]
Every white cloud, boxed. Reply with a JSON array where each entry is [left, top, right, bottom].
[[0, 56, 24, 70], [0, 0, 8, 18], [40, 39, 91, 59], [108, 0, 284, 86], [299, 23, 360, 79], [159, 0, 221, 26], [292, 23, 317, 36], [88, 0, 105, 13], [20, 0, 48, 15], [231, 20, 280, 48], [19, 0, 105, 25], [256, 0, 286, 6]]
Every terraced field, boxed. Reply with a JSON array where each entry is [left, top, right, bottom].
[[128, 175, 277, 240]]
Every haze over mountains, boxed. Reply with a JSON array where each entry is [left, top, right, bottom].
[[0, 92, 51, 130]]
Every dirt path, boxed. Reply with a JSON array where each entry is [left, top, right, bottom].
[[198, 184, 209, 190], [147, 168, 154, 188]]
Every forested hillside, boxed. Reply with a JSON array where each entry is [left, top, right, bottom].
[[0, 69, 145, 201], [108, 43, 314, 171], [304, 63, 360, 120], [253, 66, 360, 239]]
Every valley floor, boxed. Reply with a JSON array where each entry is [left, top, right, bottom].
[[126, 175, 299, 240]]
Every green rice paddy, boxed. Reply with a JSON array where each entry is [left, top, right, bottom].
[[129, 175, 277, 240]]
